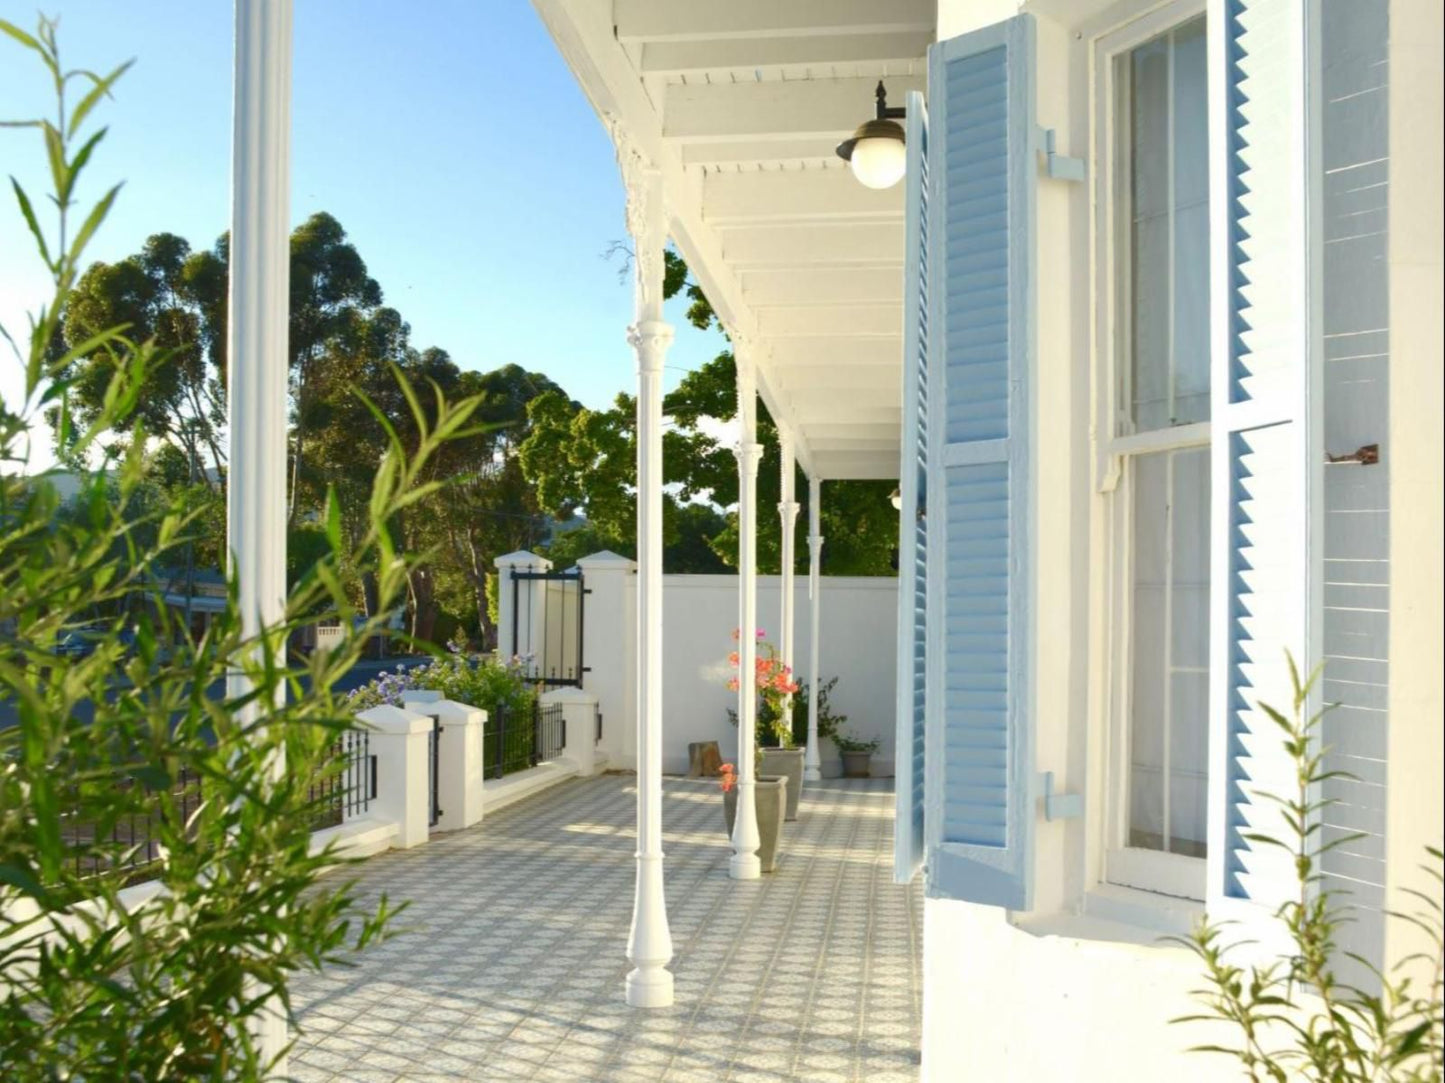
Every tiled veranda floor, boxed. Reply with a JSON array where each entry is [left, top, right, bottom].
[[291, 773, 922, 1083]]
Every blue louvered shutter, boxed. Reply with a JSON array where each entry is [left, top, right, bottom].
[[894, 91, 930, 884], [924, 15, 1037, 910], [1207, 0, 1315, 911]]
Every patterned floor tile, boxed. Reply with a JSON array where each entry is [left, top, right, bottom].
[[292, 775, 921, 1082]]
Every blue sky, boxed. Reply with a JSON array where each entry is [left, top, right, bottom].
[[0, 1, 724, 469]]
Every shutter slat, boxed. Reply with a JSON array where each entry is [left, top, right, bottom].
[[925, 14, 1037, 912], [1209, 0, 1313, 912], [894, 91, 931, 884]]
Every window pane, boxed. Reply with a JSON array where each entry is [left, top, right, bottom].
[[1127, 447, 1210, 857], [1125, 18, 1211, 433]]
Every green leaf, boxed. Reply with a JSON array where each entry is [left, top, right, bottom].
[[66, 180, 123, 265], [0, 17, 43, 54], [67, 58, 133, 136], [10, 176, 53, 271]]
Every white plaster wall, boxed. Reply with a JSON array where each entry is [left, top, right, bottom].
[[923, 901, 1244, 1083], [657, 575, 899, 777]]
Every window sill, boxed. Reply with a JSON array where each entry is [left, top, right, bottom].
[[1010, 884, 1203, 948], [1082, 882, 1203, 937]]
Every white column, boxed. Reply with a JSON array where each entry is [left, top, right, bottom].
[[621, 152, 675, 1008], [730, 343, 764, 880], [804, 477, 824, 782], [228, 0, 291, 1070], [777, 432, 800, 726]]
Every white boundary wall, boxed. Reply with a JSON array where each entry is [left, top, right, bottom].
[[573, 555, 900, 778]]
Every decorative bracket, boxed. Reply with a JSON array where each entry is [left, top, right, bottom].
[[1036, 127, 1085, 183], [1040, 771, 1083, 822]]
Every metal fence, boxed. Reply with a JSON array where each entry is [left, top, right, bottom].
[[53, 730, 375, 883], [487, 700, 567, 779], [307, 729, 376, 830], [427, 714, 442, 827], [56, 766, 203, 883]]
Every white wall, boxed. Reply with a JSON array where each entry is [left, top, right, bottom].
[[567, 562, 900, 778], [659, 574, 899, 777]]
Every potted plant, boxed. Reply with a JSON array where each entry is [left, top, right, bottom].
[[725, 629, 806, 820], [834, 728, 880, 778], [719, 763, 788, 873]]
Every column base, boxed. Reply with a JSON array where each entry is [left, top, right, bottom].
[[625, 964, 675, 1008], [804, 767, 822, 782], [729, 852, 762, 880]]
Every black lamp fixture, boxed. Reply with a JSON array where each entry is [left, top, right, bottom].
[[836, 80, 907, 190]]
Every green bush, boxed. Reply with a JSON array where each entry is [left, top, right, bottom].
[[1172, 657, 1444, 1083], [0, 18, 487, 1078]]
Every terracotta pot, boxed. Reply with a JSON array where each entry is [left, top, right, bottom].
[[722, 775, 788, 872], [840, 750, 872, 778], [759, 747, 805, 820]]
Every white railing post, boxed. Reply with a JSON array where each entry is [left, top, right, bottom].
[[730, 341, 763, 881], [619, 140, 675, 1008], [427, 698, 487, 830], [575, 550, 636, 768], [541, 687, 602, 777], [358, 705, 432, 848], [805, 477, 825, 782]]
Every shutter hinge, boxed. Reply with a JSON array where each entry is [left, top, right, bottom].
[[1035, 127, 1086, 183], [1040, 771, 1083, 821]]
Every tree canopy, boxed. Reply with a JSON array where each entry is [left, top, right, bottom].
[[51, 221, 898, 647], [517, 252, 899, 576]]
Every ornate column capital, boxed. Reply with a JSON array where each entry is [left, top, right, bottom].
[[627, 320, 675, 374], [778, 500, 801, 525], [733, 440, 764, 474]]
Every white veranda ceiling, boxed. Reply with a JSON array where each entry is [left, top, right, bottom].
[[532, 0, 936, 480]]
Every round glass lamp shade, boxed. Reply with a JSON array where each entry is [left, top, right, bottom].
[[837, 119, 906, 190]]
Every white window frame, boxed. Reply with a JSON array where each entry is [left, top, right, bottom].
[[1091, 0, 1210, 903]]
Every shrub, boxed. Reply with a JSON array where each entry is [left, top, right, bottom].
[[0, 19, 486, 1078], [1172, 657, 1444, 1083]]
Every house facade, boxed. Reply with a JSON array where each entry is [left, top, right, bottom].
[[532, 0, 1442, 1078]]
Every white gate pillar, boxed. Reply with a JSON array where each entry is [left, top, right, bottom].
[[228, 0, 292, 1070], [619, 145, 675, 1008], [777, 432, 800, 729], [494, 550, 551, 664], [730, 340, 764, 880], [804, 477, 825, 782]]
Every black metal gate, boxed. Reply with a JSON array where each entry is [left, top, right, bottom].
[[427, 714, 443, 827], [509, 567, 588, 687]]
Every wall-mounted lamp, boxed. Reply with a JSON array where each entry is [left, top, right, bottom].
[[836, 81, 906, 190], [889, 487, 903, 510]]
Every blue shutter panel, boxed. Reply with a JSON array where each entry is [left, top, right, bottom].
[[924, 15, 1036, 910], [894, 91, 930, 884], [1208, 0, 1314, 910]]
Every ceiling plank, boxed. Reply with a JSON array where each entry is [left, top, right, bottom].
[[721, 223, 903, 268], [703, 168, 905, 225], [767, 336, 900, 367], [742, 267, 903, 307], [615, 0, 934, 43], [756, 304, 901, 338], [682, 138, 842, 166], [811, 451, 901, 480], [639, 32, 932, 75], [663, 75, 923, 143], [808, 437, 900, 452]]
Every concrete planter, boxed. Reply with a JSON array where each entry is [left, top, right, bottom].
[[723, 775, 788, 873], [759, 747, 805, 821], [840, 751, 873, 778]]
